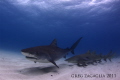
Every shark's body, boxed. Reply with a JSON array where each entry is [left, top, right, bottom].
[[21, 37, 82, 68]]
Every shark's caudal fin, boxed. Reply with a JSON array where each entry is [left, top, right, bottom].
[[70, 37, 83, 54]]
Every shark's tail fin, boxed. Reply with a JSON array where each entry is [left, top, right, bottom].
[[70, 37, 83, 54]]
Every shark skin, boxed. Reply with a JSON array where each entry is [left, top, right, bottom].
[[21, 37, 83, 68]]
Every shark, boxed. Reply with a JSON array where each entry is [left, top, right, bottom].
[[21, 37, 83, 68], [65, 50, 116, 67], [65, 50, 95, 67]]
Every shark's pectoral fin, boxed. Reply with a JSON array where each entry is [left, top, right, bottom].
[[104, 58, 107, 62], [49, 59, 59, 68], [46, 53, 59, 68], [108, 58, 112, 62]]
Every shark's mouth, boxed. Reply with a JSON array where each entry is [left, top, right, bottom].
[[26, 56, 37, 59]]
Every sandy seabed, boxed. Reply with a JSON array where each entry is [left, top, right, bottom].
[[0, 51, 120, 80]]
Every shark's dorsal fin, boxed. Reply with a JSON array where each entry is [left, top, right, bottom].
[[50, 39, 57, 47], [85, 50, 91, 54], [92, 51, 96, 55]]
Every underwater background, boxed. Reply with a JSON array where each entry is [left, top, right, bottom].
[[0, 0, 120, 57]]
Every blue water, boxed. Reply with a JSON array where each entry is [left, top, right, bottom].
[[0, 0, 120, 56]]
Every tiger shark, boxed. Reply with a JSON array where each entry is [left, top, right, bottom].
[[21, 37, 83, 68]]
